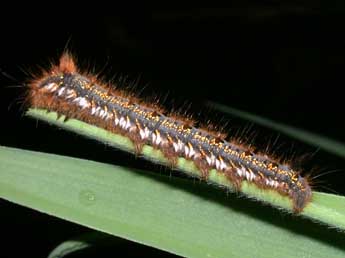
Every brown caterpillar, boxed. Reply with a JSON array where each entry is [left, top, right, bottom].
[[26, 52, 312, 213]]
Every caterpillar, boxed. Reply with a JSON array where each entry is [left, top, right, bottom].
[[26, 52, 312, 213]]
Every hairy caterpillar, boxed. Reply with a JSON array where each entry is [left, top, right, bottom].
[[26, 52, 312, 213]]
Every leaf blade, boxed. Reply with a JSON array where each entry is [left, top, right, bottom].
[[1, 145, 345, 258], [24, 108, 345, 230]]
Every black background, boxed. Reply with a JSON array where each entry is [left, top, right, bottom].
[[0, 7, 344, 258]]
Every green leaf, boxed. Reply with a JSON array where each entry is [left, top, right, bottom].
[[47, 232, 117, 258], [1, 145, 345, 258], [23, 108, 345, 230], [207, 102, 345, 159], [2, 103, 345, 258]]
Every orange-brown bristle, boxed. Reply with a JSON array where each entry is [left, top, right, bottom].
[[58, 52, 77, 73]]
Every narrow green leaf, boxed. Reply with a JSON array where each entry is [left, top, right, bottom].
[[207, 102, 345, 159], [1, 145, 345, 258], [24, 108, 345, 230], [48, 238, 90, 258], [47, 232, 116, 258]]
